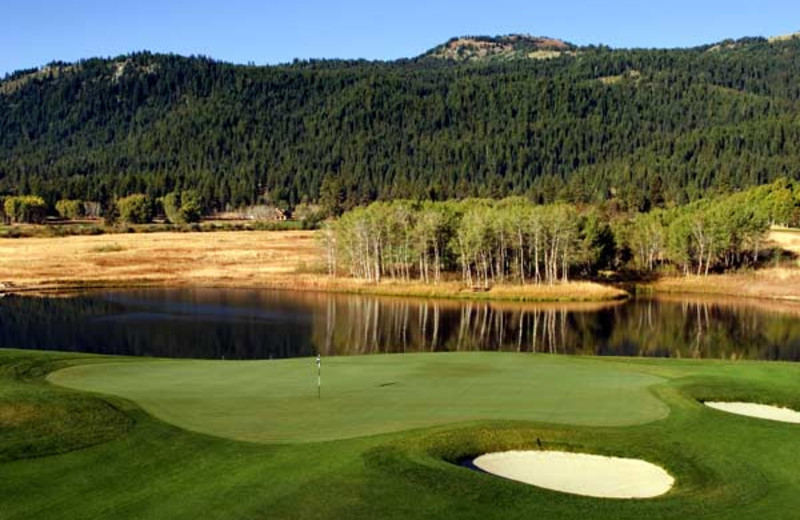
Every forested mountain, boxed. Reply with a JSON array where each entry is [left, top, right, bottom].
[[2, 33, 800, 212]]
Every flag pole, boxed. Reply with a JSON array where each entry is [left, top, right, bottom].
[[316, 354, 321, 399]]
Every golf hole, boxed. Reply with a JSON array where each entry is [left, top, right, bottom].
[[704, 401, 800, 424], [470, 450, 674, 499]]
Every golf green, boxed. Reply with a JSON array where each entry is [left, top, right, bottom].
[[48, 353, 668, 442], [4, 349, 800, 520]]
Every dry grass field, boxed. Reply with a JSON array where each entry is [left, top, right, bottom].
[[771, 227, 800, 263], [0, 230, 321, 292], [0, 230, 626, 301], [648, 268, 800, 302], [646, 229, 800, 302]]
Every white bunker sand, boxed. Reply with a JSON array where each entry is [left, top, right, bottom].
[[472, 450, 674, 499], [705, 402, 800, 424]]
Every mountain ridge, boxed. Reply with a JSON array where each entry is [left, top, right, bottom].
[[2, 31, 799, 79], [1, 33, 799, 211]]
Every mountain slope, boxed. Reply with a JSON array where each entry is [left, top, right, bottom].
[[1, 35, 799, 210]]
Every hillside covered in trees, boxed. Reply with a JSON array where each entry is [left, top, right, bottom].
[[2, 33, 800, 213]]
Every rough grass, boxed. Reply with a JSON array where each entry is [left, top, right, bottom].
[[3, 350, 800, 519], [0, 230, 320, 291], [645, 268, 800, 302], [306, 279, 628, 303], [0, 351, 131, 463], [89, 243, 125, 253], [770, 227, 800, 263]]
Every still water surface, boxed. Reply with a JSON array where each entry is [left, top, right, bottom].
[[2, 289, 799, 361]]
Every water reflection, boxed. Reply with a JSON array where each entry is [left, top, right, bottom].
[[313, 299, 605, 356], [1, 289, 799, 361]]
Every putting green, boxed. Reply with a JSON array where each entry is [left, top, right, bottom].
[[49, 353, 668, 443], [8, 349, 800, 519]]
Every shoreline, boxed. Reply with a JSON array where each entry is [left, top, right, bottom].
[[1, 229, 798, 304], [2, 277, 629, 303], [0, 229, 626, 303], [10, 271, 800, 305], [637, 268, 800, 304]]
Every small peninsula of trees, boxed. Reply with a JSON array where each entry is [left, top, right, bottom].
[[322, 181, 800, 284]]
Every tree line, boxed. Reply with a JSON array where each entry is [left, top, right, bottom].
[[1, 191, 202, 225], [322, 180, 800, 283]]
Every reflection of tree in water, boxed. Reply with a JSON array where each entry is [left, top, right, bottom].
[[597, 299, 800, 361], [314, 296, 800, 361], [316, 299, 608, 355], [2, 290, 800, 361]]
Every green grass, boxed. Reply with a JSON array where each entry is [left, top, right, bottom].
[[3, 349, 800, 519], [48, 355, 667, 443]]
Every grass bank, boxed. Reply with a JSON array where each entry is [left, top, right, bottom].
[[637, 229, 800, 302], [0, 230, 626, 302], [300, 278, 628, 303], [640, 268, 800, 302], [2, 349, 800, 519]]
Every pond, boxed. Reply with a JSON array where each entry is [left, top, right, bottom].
[[1, 288, 799, 361]]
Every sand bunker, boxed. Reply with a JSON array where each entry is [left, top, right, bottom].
[[705, 401, 800, 424], [472, 450, 674, 499]]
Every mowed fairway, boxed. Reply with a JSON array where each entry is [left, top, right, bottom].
[[48, 354, 668, 443], [4, 349, 800, 519]]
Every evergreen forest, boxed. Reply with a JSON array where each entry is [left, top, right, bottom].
[[2, 34, 800, 213]]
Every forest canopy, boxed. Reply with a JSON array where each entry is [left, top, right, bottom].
[[1, 35, 800, 212]]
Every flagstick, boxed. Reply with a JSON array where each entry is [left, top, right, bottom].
[[316, 354, 321, 399]]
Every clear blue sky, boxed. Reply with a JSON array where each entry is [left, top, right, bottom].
[[2, 0, 799, 76]]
